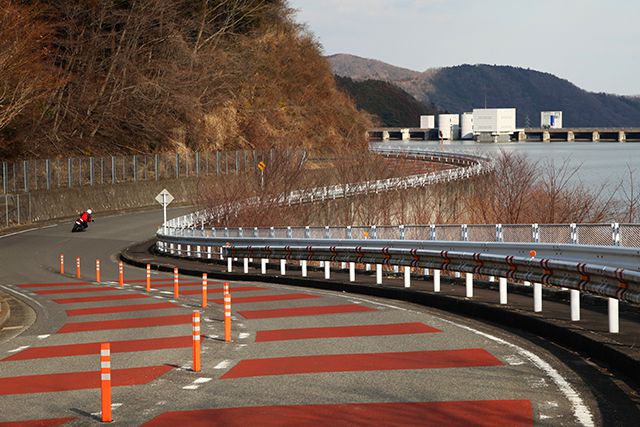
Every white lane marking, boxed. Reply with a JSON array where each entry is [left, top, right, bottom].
[[238, 333, 250, 339], [0, 224, 56, 239], [0, 285, 46, 313], [182, 385, 199, 390], [2, 326, 24, 331], [214, 360, 232, 370], [37, 334, 50, 339], [193, 377, 212, 384], [91, 403, 123, 416], [160, 291, 173, 295], [207, 335, 219, 339], [7, 345, 30, 353], [153, 296, 164, 299], [439, 318, 594, 427], [505, 355, 525, 366]]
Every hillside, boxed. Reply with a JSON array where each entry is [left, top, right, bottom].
[[0, 1, 370, 159], [335, 76, 438, 127], [329, 54, 640, 127]]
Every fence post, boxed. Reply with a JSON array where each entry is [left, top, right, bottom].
[[496, 224, 503, 242], [430, 224, 436, 241], [461, 224, 468, 241], [111, 156, 116, 184], [532, 223, 540, 243], [499, 277, 507, 304], [611, 223, 620, 246], [570, 290, 580, 321], [399, 225, 405, 240], [216, 151, 220, 175], [534, 283, 542, 312], [2, 162, 7, 194], [132, 155, 137, 182], [16, 194, 20, 224], [45, 159, 51, 190], [608, 298, 619, 333], [176, 153, 180, 179], [155, 154, 159, 181], [23, 160, 28, 192], [196, 152, 200, 177], [68, 158, 73, 188], [570, 223, 578, 244]]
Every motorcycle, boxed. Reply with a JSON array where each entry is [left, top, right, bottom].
[[71, 215, 93, 232]]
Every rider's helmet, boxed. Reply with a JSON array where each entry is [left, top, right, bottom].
[[87, 209, 93, 215]]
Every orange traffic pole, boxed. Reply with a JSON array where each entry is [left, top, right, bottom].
[[192, 311, 201, 372], [59, 253, 64, 275], [100, 343, 112, 423], [76, 256, 81, 279], [173, 267, 179, 299], [224, 292, 232, 343], [118, 261, 124, 288], [146, 264, 151, 292], [202, 273, 207, 308], [96, 259, 101, 283]]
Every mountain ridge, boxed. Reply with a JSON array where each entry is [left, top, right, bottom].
[[328, 54, 640, 127]]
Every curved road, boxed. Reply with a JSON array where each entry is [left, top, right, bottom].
[[0, 209, 605, 425]]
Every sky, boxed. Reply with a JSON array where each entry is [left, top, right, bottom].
[[288, 0, 640, 96]]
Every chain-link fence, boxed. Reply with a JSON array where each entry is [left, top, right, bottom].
[[1, 149, 291, 194]]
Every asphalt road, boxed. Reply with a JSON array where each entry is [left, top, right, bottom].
[[0, 208, 612, 426]]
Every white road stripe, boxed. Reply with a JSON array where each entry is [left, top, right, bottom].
[[7, 345, 29, 353], [214, 360, 232, 369]]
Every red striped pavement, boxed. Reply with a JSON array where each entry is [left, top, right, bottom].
[[210, 293, 319, 305], [34, 287, 116, 295], [143, 400, 532, 427], [53, 294, 147, 304], [148, 282, 205, 288], [255, 322, 441, 342], [2, 336, 192, 361], [124, 278, 222, 284], [17, 282, 91, 288], [238, 304, 376, 319], [221, 349, 502, 379], [0, 365, 172, 395], [65, 302, 178, 317], [181, 286, 265, 295], [57, 314, 191, 333], [0, 417, 76, 427]]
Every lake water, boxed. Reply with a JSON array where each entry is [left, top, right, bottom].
[[375, 141, 640, 193]]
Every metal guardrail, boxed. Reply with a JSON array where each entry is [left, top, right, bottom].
[[154, 147, 639, 332]]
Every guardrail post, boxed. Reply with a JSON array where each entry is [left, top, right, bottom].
[[608, 298, 619, 333], [349, 262, 356, 282], [304, 226, 310, 239], [243, 258, 249, 274], [433, 269, 440, 292], [611, 223, 620, 246], [429, 224, 436, 241], [207, 246, 212, 259], [570, 290, 580, 321], [534, 283, 542, 312], [570, 223, 578, 244], [465, 273, 473, 298], [254, 227, 259, 238], [499, 278, 507, 304], [404, 266, 411, 288], [238, 227, 243, 238], [261, 258, 267, 274], [280, 259, 286, 275], [224, 227, 229, 238], [227, 256, 233, 272], [212, 227, 217, 237], [532, 223, 540, 243], [376, 264, 382, 284], [301, 260, 307, 277], [496, 224, 503, 242]]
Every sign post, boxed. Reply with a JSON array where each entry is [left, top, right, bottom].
[[155, 189, 174, 234], [257, 161, 266, 190]]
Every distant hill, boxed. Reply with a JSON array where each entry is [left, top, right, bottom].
[[329, 54, 640, 128], [335, 76, 438, 127]]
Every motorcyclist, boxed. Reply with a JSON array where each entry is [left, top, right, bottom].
[[78, 209, 93, 230]]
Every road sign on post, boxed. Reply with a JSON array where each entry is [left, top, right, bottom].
[[257, 161, 266, 190], [155, 189, 174, 233]]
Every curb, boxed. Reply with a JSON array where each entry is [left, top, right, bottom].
[[121, 240, 640, 386], [0, 295, 11, 328]]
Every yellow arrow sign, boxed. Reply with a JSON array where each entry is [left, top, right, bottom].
[[257, 161, 266, 171]]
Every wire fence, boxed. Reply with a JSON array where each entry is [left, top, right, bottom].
[[0, 149, 289, 194]]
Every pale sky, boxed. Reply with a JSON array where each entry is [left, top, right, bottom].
[[288, 0, 640, 96]]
